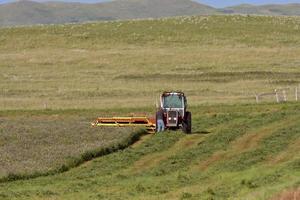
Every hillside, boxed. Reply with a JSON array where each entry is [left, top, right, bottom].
[[1, 15, 300, 109], [2, 1, 300, 27], [0, 13, 300, 200], [0, 104, 299, 199], [223, 3, 300, 16], [0, 0, 217, 26]]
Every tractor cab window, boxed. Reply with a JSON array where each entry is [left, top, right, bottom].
[[163, 94, 183, 108]]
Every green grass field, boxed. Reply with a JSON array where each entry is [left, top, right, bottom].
[[0, 104, 299, 200], [1, 15, 300, 199]]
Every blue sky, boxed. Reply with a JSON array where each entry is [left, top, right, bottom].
[[1, 0, 300, 8]]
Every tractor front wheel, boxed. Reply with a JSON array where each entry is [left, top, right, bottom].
[[182, 111, 192, 134]]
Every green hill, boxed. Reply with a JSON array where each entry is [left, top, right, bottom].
[[2, 1, 300, 27], [223, 3, 300, 16], [0, 0, 217, 26]]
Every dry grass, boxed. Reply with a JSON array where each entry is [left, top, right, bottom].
[[271, 188, 300, 200], [1, 15, 300, 109]]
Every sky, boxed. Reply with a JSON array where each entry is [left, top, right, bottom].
[[1, 0, 300, 8]]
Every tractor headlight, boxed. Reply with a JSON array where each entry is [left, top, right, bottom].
[[174, 117, 177, 120], [168, 117, 172, 120]]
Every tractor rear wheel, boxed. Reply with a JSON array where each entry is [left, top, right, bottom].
[[182, 111, 192, 134]]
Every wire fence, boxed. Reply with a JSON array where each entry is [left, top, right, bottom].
[[255, 85, 300, 103]]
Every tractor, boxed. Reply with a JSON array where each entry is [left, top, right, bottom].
[[92, 91, 192, 134], [157, 91, 192, 134]]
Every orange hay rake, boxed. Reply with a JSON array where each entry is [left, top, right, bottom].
[[92, 117, 156, 133]]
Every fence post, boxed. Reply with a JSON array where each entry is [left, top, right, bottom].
[[255, 94, 259, 104], [275, 89, 280, 103], [283, 90, 287, 102]]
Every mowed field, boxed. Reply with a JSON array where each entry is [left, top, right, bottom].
[[1, 15, 300, 109], [0, 109, 143, 181], [0, 104, 299, 199], [0, 15, 300, 200]]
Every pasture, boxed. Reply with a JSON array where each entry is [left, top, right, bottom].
[[0, 104, 299, 199], [0, 15, 300, 199], [1, 15, 300, 109]]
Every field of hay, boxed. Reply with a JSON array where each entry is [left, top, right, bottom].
[[0, 104, 299, 200], [0, 109, 144, 181], [0, 15, 300, 200], [1, 15, 300, 109]]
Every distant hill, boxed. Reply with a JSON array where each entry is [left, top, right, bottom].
[[222, 3, 300, 16], [1, 0, 300, 27], [0, 0, 218, 26]]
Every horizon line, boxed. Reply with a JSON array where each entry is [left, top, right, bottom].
[[0, 0, 300, 9]]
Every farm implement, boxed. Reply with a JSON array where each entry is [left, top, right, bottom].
[[92, 117, 156, 133], [92, 91, 192, 134]]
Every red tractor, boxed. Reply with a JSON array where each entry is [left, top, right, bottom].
[[92, 91, 191, 134], [157, 91, 192, 134]]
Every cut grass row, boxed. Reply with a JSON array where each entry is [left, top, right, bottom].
[[0, 103, 299, 199]]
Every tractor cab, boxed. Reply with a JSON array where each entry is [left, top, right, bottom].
[[162, 92, 186, 109], [158, 92, 191, 133]]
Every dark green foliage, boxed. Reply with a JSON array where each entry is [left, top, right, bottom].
[[181, 192, 193, 199]]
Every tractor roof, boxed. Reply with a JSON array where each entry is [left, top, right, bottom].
[[162, 91, 185, 96]]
